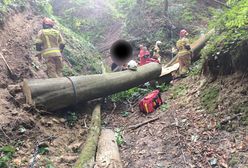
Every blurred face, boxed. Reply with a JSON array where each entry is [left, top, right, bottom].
[[139, 45, 143, 49]]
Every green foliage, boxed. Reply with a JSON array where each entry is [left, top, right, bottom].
[[38, 146, 49, 155], [67, 111, 78, 127], [110, 87, 147, 102], [171, 84, 188, 98], [45, 158, 55, 168], [0, 0, 27, 14], [228, 154, 239, 167], [201, 0, 248, 75], [36, 0, 53, 16], [157, 83, 170, 92], [115, 128, 124, 145], [0, 145, 16, 168], [55, 18, 102, 74], [111, 83, 170, 103], [62, 65, 79, 77], [121, 111, 129, 117], [114, 0, 136, 15], [200, 86, 219, 113], [160, 103, 169, 112], [210, 0, 248, 29], [189, 60, 203, 76]]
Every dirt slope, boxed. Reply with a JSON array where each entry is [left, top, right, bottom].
[[104, 74, 248, 168], [0, 6, 92, 168], [0, 9, 48, 88]]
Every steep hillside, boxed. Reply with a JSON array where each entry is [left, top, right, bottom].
[[0, 2, 46, 88], [0, 0, 247, 168], [0, 1, 102, 167]]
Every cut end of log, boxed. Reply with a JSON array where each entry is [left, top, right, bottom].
[[22, 79, 34, 105], [95, 129, 123, 168]]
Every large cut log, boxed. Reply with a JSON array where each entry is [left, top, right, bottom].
[[164, 29, 215, 68], [74, 104, 101, 168], [94, 129, 123, 168], [23, 62, 161, 111]]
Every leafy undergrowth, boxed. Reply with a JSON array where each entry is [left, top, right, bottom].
[[110, 82, 170, 103], [201, 0, 248, 76], [0, 145, 16, 168]]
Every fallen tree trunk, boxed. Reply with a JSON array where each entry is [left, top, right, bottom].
[[165, 29, 215, 68], [74, 104, 101, 168], [23, 62, 161, 111], [94, 129, 123, 168]]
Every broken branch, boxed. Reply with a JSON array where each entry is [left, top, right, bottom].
[[128, 116, 160, 130]]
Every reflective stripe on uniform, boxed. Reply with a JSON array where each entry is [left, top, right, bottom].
[[144, 103, 148, 113], [178, 50, 191, 56], [45, 35, 52, 48], [42, 48, 61, 56]]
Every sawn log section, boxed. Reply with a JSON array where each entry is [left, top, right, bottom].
[[23, 62, 161, 111]]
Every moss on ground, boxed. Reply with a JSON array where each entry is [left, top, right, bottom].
[[228, 154, 240, 167], [200, 86, 219, 113], [232, 102, 248, 126], [170, 84, 188, 99]]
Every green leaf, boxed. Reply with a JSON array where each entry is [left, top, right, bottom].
[[160, 104, 169, 111], [115, 128, 124, 145], [0, 145, 15, 154], [121, 111, 129, 117], [38, 147, 49, 155]]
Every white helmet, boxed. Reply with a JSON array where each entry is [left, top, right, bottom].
[[156, 41, 162, 45], [127, 60, 138, 71]]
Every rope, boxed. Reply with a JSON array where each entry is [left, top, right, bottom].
[[66, 77, 78, 104]]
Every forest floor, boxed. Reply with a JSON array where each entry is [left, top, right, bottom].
[[104, 74, 248, 168], [0, 5, 248, 168]]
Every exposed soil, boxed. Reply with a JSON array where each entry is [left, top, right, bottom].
[[104, 74, 248, 168], [0, 3, 248, 168], [0, 9, 48, 88], [0, 6, 93, 168]]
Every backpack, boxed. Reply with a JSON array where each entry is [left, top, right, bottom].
[[139, 90, 163, 113]]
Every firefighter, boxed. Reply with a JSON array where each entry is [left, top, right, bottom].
[[35, 18, 65, 78], [138, 44, 145, 65], [153, 41, 162, 63], [176, 29, 192, 76]]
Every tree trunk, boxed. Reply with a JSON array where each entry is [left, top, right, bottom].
[[164, 29, 215, 68], [164, 0, 168, 16], [74, 104, 101, 168], [94, 129, 123, 168], [23, 62, 161, 111]]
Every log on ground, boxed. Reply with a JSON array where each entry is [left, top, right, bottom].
[[74, 104, 101, 168], [23, 62, 161, 111], [94, 129, 123, 168]]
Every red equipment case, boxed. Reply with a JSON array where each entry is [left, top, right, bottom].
[[139, 90, 163, 113]]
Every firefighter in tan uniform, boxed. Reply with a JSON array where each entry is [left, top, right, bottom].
[[35, 18, 65, 78], [153, 41, 162, 63], [176, 29, 192, 76]]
